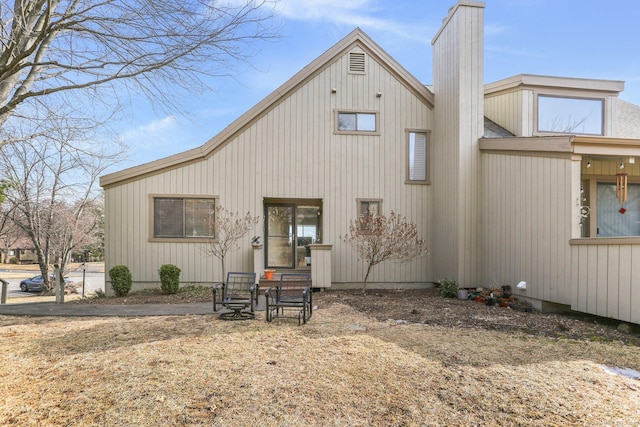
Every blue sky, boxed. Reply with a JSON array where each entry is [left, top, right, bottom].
[[110, 0, 640, 173]]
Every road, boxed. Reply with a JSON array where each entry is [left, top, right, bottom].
[[0, 263, 105, 300]]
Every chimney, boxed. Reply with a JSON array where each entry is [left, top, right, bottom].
[[430, 1, 485, 286]]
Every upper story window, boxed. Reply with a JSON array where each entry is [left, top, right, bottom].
[[152, 196, 215, 239], [406, 130, 430, 184], [537, 95, 604, 135], [335, 111, 378, 134]]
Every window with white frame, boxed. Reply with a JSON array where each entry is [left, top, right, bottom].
[[407, 130, 429, 183], [153, 197, 215, 238], [336, 111, 378, 133], [537, 95, 604, 135]]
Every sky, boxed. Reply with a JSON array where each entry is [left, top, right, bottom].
[[109, 0, 640, 173]]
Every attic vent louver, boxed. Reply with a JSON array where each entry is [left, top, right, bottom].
[[349, 52, 365, 73]]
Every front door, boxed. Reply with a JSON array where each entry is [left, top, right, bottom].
[[265, 201, 321, 269]]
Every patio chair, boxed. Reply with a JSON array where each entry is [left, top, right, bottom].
[[212, 272, 258, 320], [265, 273, 312, 325]]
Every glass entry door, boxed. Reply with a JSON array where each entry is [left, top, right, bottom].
[[265, 202, 321, 269]]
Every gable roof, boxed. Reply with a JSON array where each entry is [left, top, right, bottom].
[[100, 28, 434, 189]]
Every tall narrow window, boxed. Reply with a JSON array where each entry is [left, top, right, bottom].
[[407, 131, 429, 183]]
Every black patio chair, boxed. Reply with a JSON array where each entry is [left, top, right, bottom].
[[265, 273, 312, 325], [212, 271, 258, 320]]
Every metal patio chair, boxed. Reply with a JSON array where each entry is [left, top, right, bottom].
[[265, 273, 312, 325], [212, 271, 258, 320]]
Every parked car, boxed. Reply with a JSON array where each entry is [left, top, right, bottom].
[[19, 275, 73, 292]]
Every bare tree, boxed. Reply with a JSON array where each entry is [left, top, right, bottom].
[[0, 121, 120, 292], [47, 198, 102, 273], [203, 205, 259, 283], [0, 199, 20, 262], [342, 211, 429, 292], [0, 0, 278, 131]]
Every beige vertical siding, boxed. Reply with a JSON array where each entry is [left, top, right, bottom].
[[484, 90, 535, 137], [103, 42, 433, 290], [481, 153, 575, 305], [431, 2, 485, 286], [572, 157, 640, 323], [571, 241, 640, 323]]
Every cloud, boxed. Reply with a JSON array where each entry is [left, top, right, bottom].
[[273, 0, 431, 43], [119, 115, 178, 149], [484, 23, 509, 36], [275, 0, 371, 20]]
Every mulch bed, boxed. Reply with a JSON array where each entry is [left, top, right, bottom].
[[324, 288, 640, 345], [75, 287, 640, 345]]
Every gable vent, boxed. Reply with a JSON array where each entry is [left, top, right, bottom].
[[349, 52, 365, 73]]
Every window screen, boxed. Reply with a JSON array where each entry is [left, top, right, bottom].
[[154, 197, 215, 238], [154, 198, 184, 237]]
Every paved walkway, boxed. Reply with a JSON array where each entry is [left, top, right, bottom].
[[0, 301, 216, 317], [0, 297, 269, 317]]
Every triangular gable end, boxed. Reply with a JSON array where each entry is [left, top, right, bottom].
[[100, 28, 434, 188]]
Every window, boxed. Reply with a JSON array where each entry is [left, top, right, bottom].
[[407, 130, 429, 183], [336, 111, 378, 134], [153, 197, 215, 239], [537, 95, 604, 135], [596, 182, 640, 237], [359, 200, 380, 218], [358, 199, 381, 232]]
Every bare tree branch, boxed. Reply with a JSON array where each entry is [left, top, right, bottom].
[[202, 205, 260, 282], [0, 115, 122, 292], [0, 0, 279, 128], [342, 211, 429, 293]]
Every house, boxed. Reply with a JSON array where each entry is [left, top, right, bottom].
[[100, 1, 640, 324], [1, 237, 38, 264]]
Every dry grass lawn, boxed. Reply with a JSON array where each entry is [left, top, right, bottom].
[[1, 300, 639, 426]]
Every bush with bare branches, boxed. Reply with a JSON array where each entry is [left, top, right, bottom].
[[202, 205, 260, 283], [342, 211, 429, 291]]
